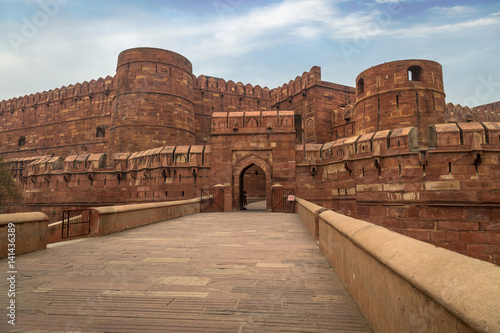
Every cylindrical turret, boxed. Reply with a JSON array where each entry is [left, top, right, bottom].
[[354, 60, 446, 146], [109, 47, 195, 153]]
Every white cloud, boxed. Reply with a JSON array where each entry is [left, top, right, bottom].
[[375, 0, 406, 3], [387, 14, 500, 38], [0, 0, 499, 105], [428, 6, 473, 18]]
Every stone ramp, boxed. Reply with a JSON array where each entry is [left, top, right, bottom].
[[0, 211, 370, 332]]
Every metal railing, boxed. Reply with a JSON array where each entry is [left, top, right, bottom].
[[62, 209, 91, 239]]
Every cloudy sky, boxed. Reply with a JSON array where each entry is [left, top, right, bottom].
[[1, 0, 499, 107]]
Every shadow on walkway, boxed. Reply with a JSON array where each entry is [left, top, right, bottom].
[[243, 200, 267, 211]]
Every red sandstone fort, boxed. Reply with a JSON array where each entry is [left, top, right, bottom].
[[1, 47, 499, 264]]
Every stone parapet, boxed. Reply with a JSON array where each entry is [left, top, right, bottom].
[[0, 212, 49, 258], [295, 198, 500, 333]]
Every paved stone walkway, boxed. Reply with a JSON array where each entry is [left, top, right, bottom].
[[1, 211, 370, 332]]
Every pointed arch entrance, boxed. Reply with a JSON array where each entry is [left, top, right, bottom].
[[240, 164, 266, 210], [233, 154, 272, 211]]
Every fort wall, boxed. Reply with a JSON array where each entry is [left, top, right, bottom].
[[1, 49, 499, 264], [296, 122, 500, 264], [4, 144, 212, 222], [0, 76, 114, 159], [193, 75, 272, 144], [270, 66, 356, 144]]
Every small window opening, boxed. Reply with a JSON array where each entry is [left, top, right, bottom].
[[182, 191, 185, 197], [396, 94, 400, 110], [423, 164, 426, 175], [96, 126, 106, 138], [165, 191, 168, 197], [408, 65, 423, 81], [448, 162, 452, 174], [399, 165, 402, 177], [357, 78, 364, 95], [18, 136, 26, 146]]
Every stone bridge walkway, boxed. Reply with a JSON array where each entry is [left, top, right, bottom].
[[1, 209, 370, 332]]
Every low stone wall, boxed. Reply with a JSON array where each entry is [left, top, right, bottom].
[[295, 198, 500, 333], [47, 221, 63, 244], [0, 212, 49, 258], [92, 198, 201, 236], [295, 197, 326, 239], [1, 198, 201, 257]]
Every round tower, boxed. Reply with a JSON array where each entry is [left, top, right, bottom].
[[353, 60, 446, 146], [109, 47, 195, 153]]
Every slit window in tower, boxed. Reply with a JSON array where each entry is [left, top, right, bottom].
[[357, 78, 364, 95]]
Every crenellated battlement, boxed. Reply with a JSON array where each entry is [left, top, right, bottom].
[[270, 66, 321, 104], [0, 76, 115, 112], [445, 102, 500, 123], [194, 75, 271, 99]]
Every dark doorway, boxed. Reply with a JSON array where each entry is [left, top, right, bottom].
[[240, 164, 266, 211]]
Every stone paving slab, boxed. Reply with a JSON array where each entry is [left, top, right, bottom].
[[0, 211, 371, 332]]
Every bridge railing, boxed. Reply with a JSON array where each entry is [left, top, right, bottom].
[[1, 198, 201, 257], [295, 197, 500, 333], [0, 212, 49, 258], [91, 198, 201, 236]]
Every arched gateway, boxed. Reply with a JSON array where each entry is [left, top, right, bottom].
[[232, 154, 272, 211]]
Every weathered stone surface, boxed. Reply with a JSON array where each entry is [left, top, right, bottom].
[[0, 211, 370, 332]]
